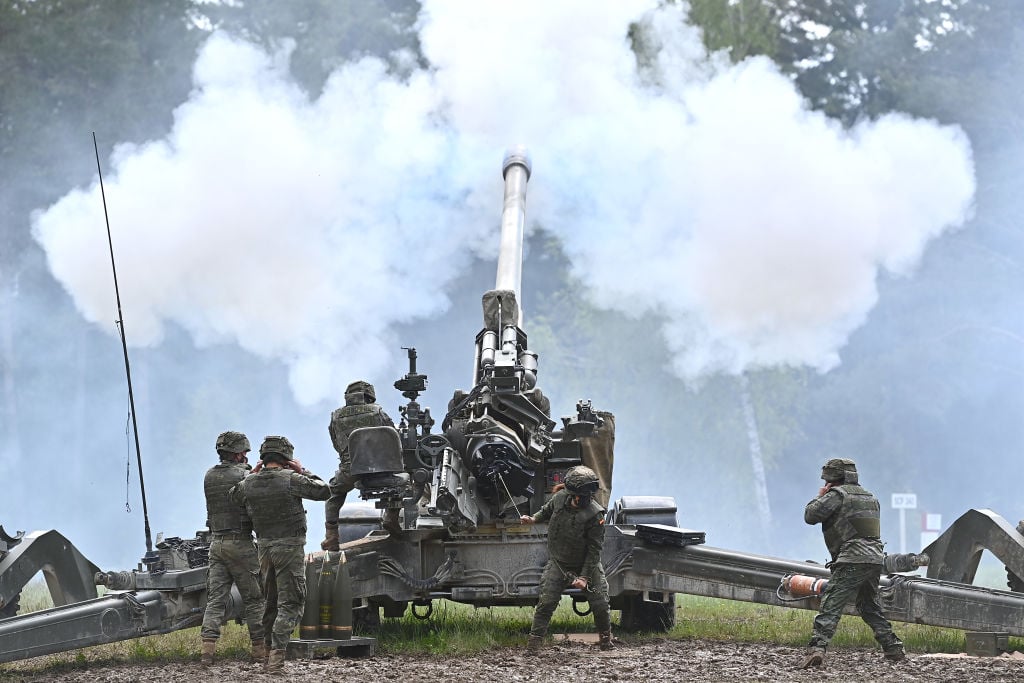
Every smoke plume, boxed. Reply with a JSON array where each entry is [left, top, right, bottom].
[[32, 0, 974, 406]]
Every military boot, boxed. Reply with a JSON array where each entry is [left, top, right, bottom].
[[266, 648, 287, 673], [200, 638, 216, 666], [883, 645, 906, 662], [321, 521, 340, 552], [526, 635, 544, 653], [250, 639, 267, 664], [800, 646, 825, 669], [598, 630, 614, 651]]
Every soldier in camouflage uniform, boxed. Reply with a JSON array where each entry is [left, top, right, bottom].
[[801, 458, 905, 668], [321, 380, 399, 550], [200, 431, 266, 666], [229, 436, 331, 673], [519, 465, 613, 651]]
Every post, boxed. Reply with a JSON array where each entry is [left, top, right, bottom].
[[899, 508, 906, 554], [891, 493, 918, 555]]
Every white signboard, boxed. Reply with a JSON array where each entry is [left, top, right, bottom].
[[891, 493, 917, 509]]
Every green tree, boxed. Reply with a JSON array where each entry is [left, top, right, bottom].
[[0, 0, 205, 463], [202, 0, 420, 95], [675, 0, 1024, 541], [688, 0, 782, 62]]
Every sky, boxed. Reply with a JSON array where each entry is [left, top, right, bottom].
[[10, 0, 987, 572]]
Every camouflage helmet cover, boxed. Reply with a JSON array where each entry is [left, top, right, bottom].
[[345, 380, 376, 403], [821, 458, 857, 482], [259, 435, 295, 461], [215, 431, 250, 454], [564, 465, 600, 494]]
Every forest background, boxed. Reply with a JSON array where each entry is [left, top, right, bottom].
[[1, 0, 1022, 570]]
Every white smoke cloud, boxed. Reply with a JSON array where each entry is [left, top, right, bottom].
[[33, 0, 975, 403]]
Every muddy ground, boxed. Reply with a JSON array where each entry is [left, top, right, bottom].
[[5, 638, 1024, 682]]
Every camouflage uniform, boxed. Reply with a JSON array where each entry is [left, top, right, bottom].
[[803, 458, 904, 665], [200, 431, 265, 662], [323, 381, 396, 546], [229, 436, 331, 654], [528, 467, 611, 647]]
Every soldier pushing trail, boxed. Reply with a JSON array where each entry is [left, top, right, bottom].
[[801, 458, 905, 668]]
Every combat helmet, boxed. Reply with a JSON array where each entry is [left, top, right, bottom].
[[821, 458, 856, 484], [259, 435, 295, 461], [564, 465, 600, 495], [345, 380, 376, 405], [215, 431, 250, 456]]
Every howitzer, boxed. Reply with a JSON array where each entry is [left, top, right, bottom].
[[349, 147, 605, 537], [10, 149, 1024, 666], [431, 148, 564, 531], [329, 148, 1024, 636]]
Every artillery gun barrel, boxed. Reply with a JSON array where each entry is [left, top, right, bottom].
[[495, 146, 531, 324]]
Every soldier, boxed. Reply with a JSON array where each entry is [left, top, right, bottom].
[[519, 465, 613, 651], [801, 458, 906, 668], [229, 436, 331, 673], [322, 380, 399, 551], [199, 431, 266, 666]]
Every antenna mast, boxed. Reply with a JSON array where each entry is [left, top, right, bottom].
[[92, 132, 156, 563]]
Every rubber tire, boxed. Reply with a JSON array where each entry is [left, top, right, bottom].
[[619, 592, 676, 632]]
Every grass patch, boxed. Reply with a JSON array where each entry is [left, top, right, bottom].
[[3, 592, 1021, 676], [373, 601, 590, 654], [372, 595, 1010, 656], [16, 580, 56, 613], [347, 593, 1019, 657], [16, 578, 109, 613], [0, 622, 254, 678], [666, 595, 983, 654]]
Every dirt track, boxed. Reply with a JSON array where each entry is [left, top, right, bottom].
[[6, 638, 1024, 682]]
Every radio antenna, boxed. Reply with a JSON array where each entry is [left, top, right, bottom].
[[92, 132, 155, 562]]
